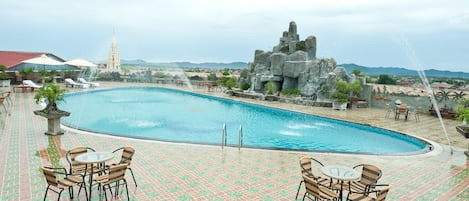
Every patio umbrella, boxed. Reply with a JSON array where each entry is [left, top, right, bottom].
[[64, 59, 97, 68], [22, 54, 64, 71]]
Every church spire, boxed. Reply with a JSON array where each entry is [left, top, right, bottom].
[[107, 31, 120, 72]]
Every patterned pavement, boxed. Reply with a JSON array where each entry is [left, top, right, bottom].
[[0, 82, 468, 200]]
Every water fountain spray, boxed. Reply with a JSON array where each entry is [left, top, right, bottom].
[[397, 35, 453, 155]]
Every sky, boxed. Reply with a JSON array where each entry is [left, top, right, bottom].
[[1, 0, 468, 72]]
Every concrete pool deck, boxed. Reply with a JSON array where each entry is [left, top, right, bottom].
[[0, 82, 468, 200]]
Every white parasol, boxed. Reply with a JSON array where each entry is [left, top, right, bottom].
[[64, 59, 97, 68], [23, 55, 64, 65], [22, 54, 64, 71]]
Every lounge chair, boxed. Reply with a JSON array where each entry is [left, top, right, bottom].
[[78, 78, 100, 87], [295, 157, 332, 200], [65, 78, 90, 88], [22, 80, 42, 89]]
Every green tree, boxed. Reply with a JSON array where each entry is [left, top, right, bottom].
[[349, 80, 363, 97], [330, 79, 350, 104], [352, 69, 364, 77], [0, 64, 7, 80], [207, 73, 217, 81], [34, 83, 67, 113], [377, 74, 396, 85], [224, 76, 238, 90]]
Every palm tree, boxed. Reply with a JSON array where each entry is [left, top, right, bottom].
[[452, 91, 467, 100]]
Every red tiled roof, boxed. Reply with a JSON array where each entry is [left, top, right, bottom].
[[0, 51, 46, 69]]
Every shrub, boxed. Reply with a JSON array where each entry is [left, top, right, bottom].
[[240, 82, 250, 90], [281, 89, 300, 95], [264, 81, 277, 95]]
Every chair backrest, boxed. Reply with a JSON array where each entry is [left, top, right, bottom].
[[398, 104, 407, 113], [302, 174, 320, 199], [41, 167, 58, 187], [66, 146, 95, 174], [119, 147, 135, 165], [77, 78, 87, 83], [356, 164, 382, 185], [65, 78, 76, 84], [107, 164, 128, 184], [385, 103, 391, 111], [112, 146, 135, 165], [23, 80, 34, 86], [299, 157, 324, 179], [376, 187, 390, 201]]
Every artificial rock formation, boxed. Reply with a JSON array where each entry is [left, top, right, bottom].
[[245, 21, 353, 100]]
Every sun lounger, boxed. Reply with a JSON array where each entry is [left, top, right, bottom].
[[77, 78, 100, 87], [64, 78, 89, 88], [22, 80, 43, 89]]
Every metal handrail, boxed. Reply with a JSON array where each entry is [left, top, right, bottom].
[[238, 124, 243, 150], [222, 123, 227, 149]]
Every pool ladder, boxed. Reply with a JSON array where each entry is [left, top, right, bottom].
[[221, 124, 243, 150]]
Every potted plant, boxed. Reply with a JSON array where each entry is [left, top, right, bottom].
[[33, 83, 70, 135], [0, 64, 10, 87], [456, 98, 469, 138], [330, 79, 350, 110]]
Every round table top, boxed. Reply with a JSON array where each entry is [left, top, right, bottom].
[[75, 152, 115, 164], [320, 165, 361, 181]]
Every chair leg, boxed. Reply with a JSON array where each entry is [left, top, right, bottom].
[[69, 186, 73, 199], [302, 192, 306, 201], [128, 168, 138, 187], [103, 184, 109, 201], [77, 182, 88, 201], [57, 189, 64, 201], [115, 181, 120, 198], [295, 180, 303, 200], [124, 180, 130, 201], [43, 185, 50, 201]]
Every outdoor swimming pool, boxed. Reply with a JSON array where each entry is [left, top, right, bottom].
[[60, 87, 430, 155]]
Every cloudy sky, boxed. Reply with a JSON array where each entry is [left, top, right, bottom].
[[1, 0, 468, 72]]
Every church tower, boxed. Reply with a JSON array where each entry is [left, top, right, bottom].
[[107, 32, 120, 72]]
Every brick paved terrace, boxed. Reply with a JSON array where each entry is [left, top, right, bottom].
[[0, 82, 468, 200]]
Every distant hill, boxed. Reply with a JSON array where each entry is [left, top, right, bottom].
[[121, 59, 247, 69], [120, 59, 468, 78], [339, 63, 469, 78]]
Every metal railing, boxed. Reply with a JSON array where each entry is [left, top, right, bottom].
[[238, 124, 243, 150], [221, 123, 227, 149], [222, 124, 243, 150]]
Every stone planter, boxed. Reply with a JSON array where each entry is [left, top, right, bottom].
[[265, 95, 279, 102], [0, 79, 10, 87], [332, 101, 347, 110], [34, 110, 70, 135]]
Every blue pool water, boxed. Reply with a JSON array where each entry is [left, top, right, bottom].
[[60, 87, 429, 155]]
